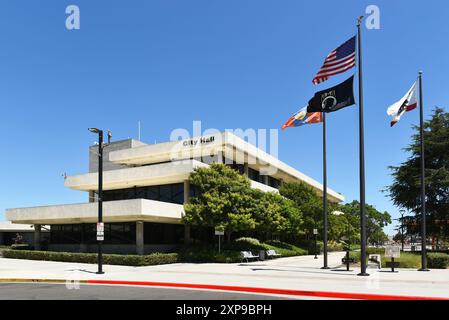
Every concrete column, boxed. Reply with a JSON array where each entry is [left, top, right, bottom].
[[183, 180, 190, 203], [183, 180, 191, 245], [136, 221, 144, 255], [89, 191, 95, 203], [243, 163, 249, 178], [34, 224, 41, 251]]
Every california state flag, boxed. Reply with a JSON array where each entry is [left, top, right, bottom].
[[387, 81, 418, 126]]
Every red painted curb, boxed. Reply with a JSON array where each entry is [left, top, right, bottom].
[[86, 280, 448, 300]]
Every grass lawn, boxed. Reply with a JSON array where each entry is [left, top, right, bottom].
[[349, 251, 449, 269], [349, 251, 421, 268], [379, 252, 421, 269]]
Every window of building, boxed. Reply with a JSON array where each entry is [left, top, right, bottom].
[[50, 222, 136, 245], [50, 224, 81, 244], [102, 183, 185, 204], [147, 186, 159, 201], [268, 176, 281, 189], [248, 167, 260, 182], [172, 184, 184, 204], [159, 185, 172, 203], [144, 222, 183, 244]]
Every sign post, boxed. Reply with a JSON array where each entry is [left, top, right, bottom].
[[385, 246, 401, 272], [215, 228, 224, 254], [340, 237, 352, 271], [313, 228, 318, 259]]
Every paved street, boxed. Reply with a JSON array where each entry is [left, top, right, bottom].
[[1, 252, 449, 299], [0, 283, 286, 300]]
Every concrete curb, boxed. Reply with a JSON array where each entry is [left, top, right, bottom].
[[0, 278, 76, 284], [1, 278, 448, 300]]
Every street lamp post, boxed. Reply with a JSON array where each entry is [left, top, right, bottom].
[[89, 128, 105, 275]]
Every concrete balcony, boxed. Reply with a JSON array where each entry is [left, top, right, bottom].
[[65, 159, 207, 191], [5, 199, 184, 225]]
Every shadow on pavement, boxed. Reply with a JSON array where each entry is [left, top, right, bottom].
[[249, 267, 356, 277]]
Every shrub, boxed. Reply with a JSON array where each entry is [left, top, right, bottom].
[[229, 237, 267, 251], [2, 250, 178, 266], [328, 241, 344, 252], [177, 245, 242, 263], [265, 240, 292, 249], [427, 252, 449, 269], [349, 251, 361, 263], [264, 241, 307, 257], [11, 244, 31, 250]]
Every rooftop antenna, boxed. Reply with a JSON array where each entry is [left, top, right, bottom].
[[138, 121, 141, 141]]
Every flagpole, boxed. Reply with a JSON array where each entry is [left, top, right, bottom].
[[322, 111, 329, 269], [357, 16, 369, 276], [418, 71, 429, 272]]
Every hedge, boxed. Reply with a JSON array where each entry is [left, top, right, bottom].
[[231, 238, 307, 257], [10, 244, 31, 250], [178, 238, 307, 263], [263, 240, 307, 257], [231, 237, 266, 251], [427, 252, 449, 269], [2, 249, 178, 266]]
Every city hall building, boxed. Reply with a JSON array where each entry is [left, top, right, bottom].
[[5, 132, 344, 254]]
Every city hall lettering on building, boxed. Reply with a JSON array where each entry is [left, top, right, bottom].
[[182, 136, 215, 147], [6, 132, 344, 254]]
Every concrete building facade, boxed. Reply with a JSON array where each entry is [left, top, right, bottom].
[[5, 132, 344, 254]]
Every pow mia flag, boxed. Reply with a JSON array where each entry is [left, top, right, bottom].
[[307, 76, 355, 113]]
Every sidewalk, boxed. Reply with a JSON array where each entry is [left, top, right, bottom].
[[1, 252, 448, 299]]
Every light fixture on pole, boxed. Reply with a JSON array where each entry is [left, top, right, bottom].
[[88, 127, 107, 275]]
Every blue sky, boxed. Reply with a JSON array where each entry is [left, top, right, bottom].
[[0, 0, 448, 235]]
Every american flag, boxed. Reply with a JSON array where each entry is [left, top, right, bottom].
[[312, 36, 356, 85]]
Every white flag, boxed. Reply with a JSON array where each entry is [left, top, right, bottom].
[[387, 81, 418, 126]]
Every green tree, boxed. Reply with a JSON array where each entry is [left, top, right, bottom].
[[328, 213, 359, 244], [387, 107, 449, 241], [183, 163, 257, 242], [339, 201, 391, 245], [279, 182, 322, 240], [279, 182, 346, 242], [251, 190, 303, 241]]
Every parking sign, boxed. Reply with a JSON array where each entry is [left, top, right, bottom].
[[97, 222, 104, 241]]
